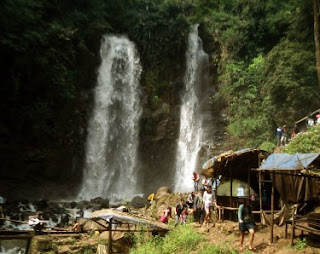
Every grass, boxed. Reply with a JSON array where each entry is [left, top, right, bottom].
[[130, 224, 239, 254], [130, 225, 205, 254], [291, 238, 307, 250]]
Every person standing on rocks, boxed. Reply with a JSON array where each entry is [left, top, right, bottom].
[[276, 126, 282, 146], [192, 172, 200, 191], [238, 198, 256, 252]]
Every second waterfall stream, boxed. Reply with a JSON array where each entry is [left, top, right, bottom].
[[175, 24, 210, 192]]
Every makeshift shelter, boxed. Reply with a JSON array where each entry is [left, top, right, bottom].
[[202, 148, 269, 221], [256, 153, 320, 243], [88, 209, 170, 254]]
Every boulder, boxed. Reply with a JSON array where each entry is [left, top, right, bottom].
[[90, 197, 105, 204], [80, 218, 108, 232], [99, 200, 110, 209], [69, 202, 77, 209], [130, 196, 149, 209], [34, 200, 48, 211], [154, 187, 172, 201]]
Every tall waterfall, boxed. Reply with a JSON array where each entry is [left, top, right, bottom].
[[78, 35, 142, 202], [175, 25, 209, 192]]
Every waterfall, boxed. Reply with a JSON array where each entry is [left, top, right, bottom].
[[78, 35, 142, 202], [175, 24, 209, 192]]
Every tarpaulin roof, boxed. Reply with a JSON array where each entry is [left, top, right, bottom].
[[258, 153, 320, 171]]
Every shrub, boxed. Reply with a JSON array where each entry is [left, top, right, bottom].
[[259, 141, 276, 153], [282, 126, 320, 154]]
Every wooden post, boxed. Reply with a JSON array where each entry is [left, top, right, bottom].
[[259, 171, 263, 227], [108, 218, 113, 254], [247, 167, 251, 197], [270, 172, 275, 244], [229, 168, 233, 220], [291, 213, 295, 245]]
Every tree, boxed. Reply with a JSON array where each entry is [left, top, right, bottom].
[[313, 0, 320, 86]]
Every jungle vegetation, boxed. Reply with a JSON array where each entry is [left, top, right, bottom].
[[1, 0, 320, 150]]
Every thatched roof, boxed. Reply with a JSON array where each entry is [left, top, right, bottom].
[[201, 148, 268, 181]]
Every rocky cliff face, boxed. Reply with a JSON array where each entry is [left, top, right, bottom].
[[0, 33, 229, 201]]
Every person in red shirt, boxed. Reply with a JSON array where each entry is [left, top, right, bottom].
[[192, 172, 200, 191]]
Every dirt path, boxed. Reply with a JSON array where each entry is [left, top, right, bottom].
[[191, 222, 320, 253]]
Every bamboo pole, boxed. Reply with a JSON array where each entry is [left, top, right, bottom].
[[108, 218, 112, 254], [229, 168, 233, 220], [259, 171, 263, 228], [247, 167, 251, 197], [270, 172, 275, 244]]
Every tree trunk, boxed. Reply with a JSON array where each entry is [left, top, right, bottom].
[[313, 0, 320, 86]]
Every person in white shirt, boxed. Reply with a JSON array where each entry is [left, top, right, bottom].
[[203, 186, 216, 227]]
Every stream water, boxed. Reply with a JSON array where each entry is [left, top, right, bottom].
[[175, 24, 210, 192], [78, 35, 142, 202]]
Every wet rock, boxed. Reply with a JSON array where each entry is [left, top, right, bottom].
[[130, 196, 149, 209], [90, 197, 104, 203], [70, 202, 77, 209], [34, 200, 48, 211], [100, 201, 109, 209]]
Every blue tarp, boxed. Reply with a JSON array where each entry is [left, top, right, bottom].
[[258, 153, 320, 171]]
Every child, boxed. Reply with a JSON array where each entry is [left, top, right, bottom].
[[180, 206, 188, 226]]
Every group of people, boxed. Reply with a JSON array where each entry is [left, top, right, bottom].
[[159, 171, 256, 252], [159, 185, 216, 228], [276, 124, 299, 146]]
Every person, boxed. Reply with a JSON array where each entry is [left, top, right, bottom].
[[206, 177, 213, 188], [192, 172, 200, 191], [0, 196, 5, 227], [276, 126, 282, 146], [291, 123, 299, 138], [28, 213, 46, 232], [186, 192, 194, 209], [308, 116, 315, 127], [180, 206, 188, 226], [238, 198, 255, 252], [203, 186, 215, 227], [160, 207, 172, 224], [280, 125, 288, 146], [147, 193, 155, 203], [175, 199, 185, 227], [201, 177, 208, 190], [193, 190, 204, 225], [71, 217, 81, 232]]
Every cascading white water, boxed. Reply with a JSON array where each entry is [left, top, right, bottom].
[[78, 35, 142, 202], [175, 24, 209, 192]]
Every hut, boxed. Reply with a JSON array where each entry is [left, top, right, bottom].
[[256, 153, 320, 243], [201, 148, 269, 221]]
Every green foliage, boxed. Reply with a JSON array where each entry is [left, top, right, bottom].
[[282, 126, 320, 154], [292, 237, 307, 250], [259, 141, 276, 154], [199, 243, 239, 254], [219, 38, 320, 147], [130, 225, 205, 254], [220, 55, 273, 146], [1, 0, 320, 162]]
